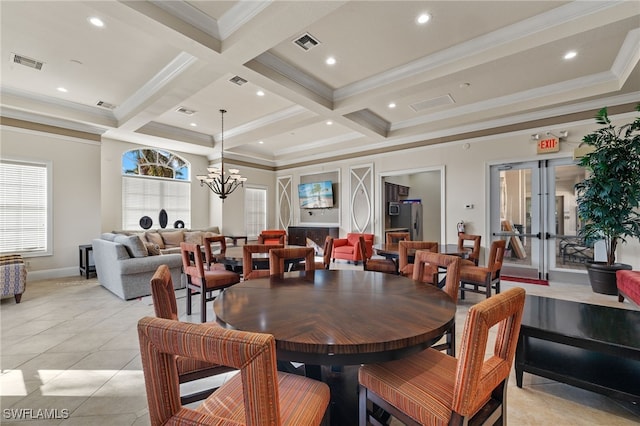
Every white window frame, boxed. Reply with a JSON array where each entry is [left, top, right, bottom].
[[244, 185, 267, 240], [0, 158, 52, 256]]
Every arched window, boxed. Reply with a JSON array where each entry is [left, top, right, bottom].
[[122, 148, 191, 230]]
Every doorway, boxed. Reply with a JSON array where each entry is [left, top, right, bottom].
[[379, 167, 445, 244], [489, 158, 589, 283]]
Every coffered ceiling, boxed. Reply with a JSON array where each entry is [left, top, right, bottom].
[[1, 1, 639, 168]]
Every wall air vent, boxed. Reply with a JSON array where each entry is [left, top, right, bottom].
[[410, 94, 455, 112], [11, 53, 44, 70], [176, 106, 196, 115], [96, 100, 116, 110], [293, 33, 320, 51], [229, 75, 248, 86]]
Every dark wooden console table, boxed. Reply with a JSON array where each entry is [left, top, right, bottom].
[[288, 226, 339, 248], [515, 295, 640, 402]]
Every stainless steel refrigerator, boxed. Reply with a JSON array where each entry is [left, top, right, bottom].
[[390, 203, 423, 241]]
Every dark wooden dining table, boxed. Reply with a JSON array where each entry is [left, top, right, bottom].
[[212, 245, 305, 273], [373, 243, 471, 274], [213, 269, 456, 425]]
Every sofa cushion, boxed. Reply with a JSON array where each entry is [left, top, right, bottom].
[[114, 235, 148, 258], [145, 242, 161, 256], [101, 232, 118, 241], [184, 231, 204, 245], [161, 230, 184, 247], [144, 232, 165, 248]]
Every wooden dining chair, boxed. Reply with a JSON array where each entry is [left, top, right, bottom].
[[386, 231, 410, 244], [138, 316, 330, 426], [242, 244, 284, 280], [359, 235, 397, 274], [314, 236, 334, 270], [269, 247, 316, 274], [257, 230, 287, 245], [460, 239, 507, 300], [458, 233, 482, 266], [358, 287, 526, 426], [202, 235, 229, 271], [412, 251, 461, 355], [180, 242, 240, 323], [150, 265, 235, 404], [398, 240, 439, 278]]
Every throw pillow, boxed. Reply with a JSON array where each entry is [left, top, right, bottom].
[[101, 233, 117, 241], [144, 242, 161, 256], [114, 235, 148, 258], [145, 232, 165, 248], [184, 231, 204, 245], [161, 230, 184, 247]]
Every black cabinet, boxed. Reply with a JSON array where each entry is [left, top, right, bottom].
[[288, 226, 339, 247]]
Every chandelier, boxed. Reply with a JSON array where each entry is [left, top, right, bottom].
[[196, 109, 246, 200]]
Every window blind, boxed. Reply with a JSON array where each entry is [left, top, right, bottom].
[[0, 160, 48, 254], [245, 187, 266, 239], [122, 176, 190, 230]]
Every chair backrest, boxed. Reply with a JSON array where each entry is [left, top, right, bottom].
[[458, 233, 481, 265], [150, 264, 178, 321], [180, 242, 206, 284], [258, 230, 287, 245], [412, 251, 461, 302], [269, 247, 315, 274], [322, 236, 334, 269], [243, 244, 284, 280], [138, 316, 282, 425], [487, 239, 507, 279], [452, 287, 526, 418], [386, 232, 410, 244], [203, 235, 227, 270], [398, 240, 439, 272], [358, 235, 372, 267]]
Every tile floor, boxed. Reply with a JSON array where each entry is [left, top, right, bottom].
[[1, 262, 639, 425]]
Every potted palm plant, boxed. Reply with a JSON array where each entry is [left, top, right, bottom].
[[575, 104, 640, 294]]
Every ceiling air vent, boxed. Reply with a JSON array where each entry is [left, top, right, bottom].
[[410, 94, 455, 112], [229, 75, 248, 86], [11, 53, 44, 70], [176, 106, 196, 115], [96, 100, 116, 110], [293, 33, 320, 51]]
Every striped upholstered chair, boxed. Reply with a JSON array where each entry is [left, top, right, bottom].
[[359, 235, 397, 274], [412, 251, 461, 356], [138, 316, 330, 425], [359, 287, 526, 426], [150, 265, 235, 405], [314, 236, 334, 270], [243, 244, 284, 280], [1, 254, 27, 303], [398, 240, 439, 279], [459, 239, 507, 300], [269, 247, 315, 274]]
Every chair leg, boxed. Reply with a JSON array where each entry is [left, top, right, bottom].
[[200, 287, 207, 323], [186, 287, 192, 315], [447, 322, 455, 356], [14, 293, 22, 303]]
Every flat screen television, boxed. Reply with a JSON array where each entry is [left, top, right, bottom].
[[298, 181, 334, 208]]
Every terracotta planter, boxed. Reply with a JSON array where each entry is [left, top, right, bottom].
[[586, 262, 632, 295]]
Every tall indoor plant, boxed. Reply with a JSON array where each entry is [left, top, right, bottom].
[[575, 104, 640, 294]]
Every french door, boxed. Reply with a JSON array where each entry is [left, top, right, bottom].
[[489, 158, 589, 283]]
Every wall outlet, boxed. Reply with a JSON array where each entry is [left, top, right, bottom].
[[464, 204, 474, 209]]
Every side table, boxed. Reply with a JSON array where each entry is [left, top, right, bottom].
[[228, 236, 248, 246], [79, 244, 96, 279]]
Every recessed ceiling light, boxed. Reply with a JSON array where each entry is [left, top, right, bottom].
[[326, 57, 336, 65], [326, 120, 333, 125], [388, 102, 396, 109], [256, 90, 265, 96], [89, 17, 104, 28], [189, 123, 197, 127], [564, 50, 577, 60], [258, 140, 264, 144], [57, 87, 68, 93], [417, 13, 431, 24]]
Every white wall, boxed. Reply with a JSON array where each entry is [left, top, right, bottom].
[[1, 126, 101, 279]]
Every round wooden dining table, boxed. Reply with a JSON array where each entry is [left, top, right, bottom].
[[213, 269, 456, 425]]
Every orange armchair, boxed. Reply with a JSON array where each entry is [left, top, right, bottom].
[[257, 229, 287, 245], [332, 233, 374, 265]]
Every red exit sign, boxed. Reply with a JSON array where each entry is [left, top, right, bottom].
[[537, 137, 559, 154]]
